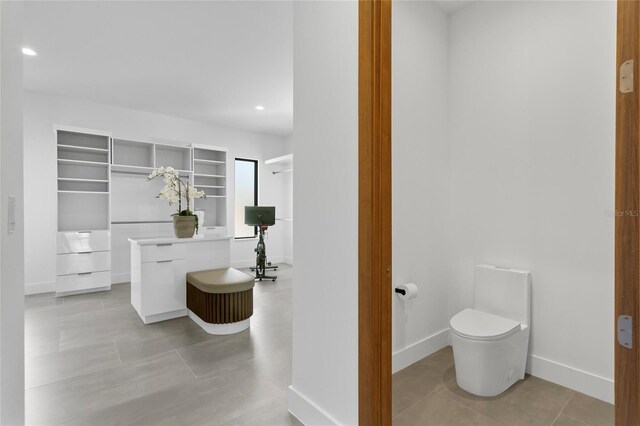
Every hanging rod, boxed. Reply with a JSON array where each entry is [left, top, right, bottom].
[[111, 220, 173, 225], [272, 168, 293, 175]]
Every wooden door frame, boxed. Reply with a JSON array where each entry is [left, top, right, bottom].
[[359, 0, 392, 425], [616, 1, 640, 424], [358, 0, 638, 424]]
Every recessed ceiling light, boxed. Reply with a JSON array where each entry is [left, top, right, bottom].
[[254, 105, 265, 111], [22, 47, 37, 56]]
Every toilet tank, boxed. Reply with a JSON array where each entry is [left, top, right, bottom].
[[473, 264, 531, 326]]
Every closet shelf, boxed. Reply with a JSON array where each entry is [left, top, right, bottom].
[[265, 154, 293, 165], [195, 173, 225, 178], [61, 227, 110, 232], [110, 165, 190, 176], [58, 178, 109, 183], [57, 144, 109, 153], [111, 220, 173, 225], [110, 164, 153, 173], [58, 158, 109, 167], [58, 190, 110, 195], [194, 159, 225, 165]]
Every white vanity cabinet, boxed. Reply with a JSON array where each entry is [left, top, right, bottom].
[[129, 235, 231, 324], [133, 247, 187, 322]]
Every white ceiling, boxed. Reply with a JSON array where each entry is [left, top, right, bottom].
[[23, 1, 293, 136]]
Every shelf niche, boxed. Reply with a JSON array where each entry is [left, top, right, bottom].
[[192, 145, 227, 228], [58, 179, 109, 192], [58, 131, 110, 151], [155, 145, 191, 171], [58, 191, 110, 232], [112, 139, 154, 168]]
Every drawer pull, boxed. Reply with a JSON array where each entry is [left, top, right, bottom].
[[78, 272, 92, 276], [77, 231, 92, 234], [77, 252, 92, 255], [156, 243, 173, 247], [157, 259, 173, 263]]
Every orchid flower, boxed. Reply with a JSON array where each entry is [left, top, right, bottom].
[[147, 166, 206, 214]]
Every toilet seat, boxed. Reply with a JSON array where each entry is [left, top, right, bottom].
[[450, 308, 522, 341]]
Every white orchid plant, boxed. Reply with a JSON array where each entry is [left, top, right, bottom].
[[147, 166, 206, 230]]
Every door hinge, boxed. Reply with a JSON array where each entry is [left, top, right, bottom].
[[620, 59, 634, 93], [618, 315, 633, 349]]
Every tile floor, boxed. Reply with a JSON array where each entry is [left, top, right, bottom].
[[25, 264, 615, 426], [25, 265, 300, 426], [393, 347, 615, 426]]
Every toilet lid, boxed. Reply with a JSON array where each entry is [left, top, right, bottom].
[[450, 308, 521, 341]]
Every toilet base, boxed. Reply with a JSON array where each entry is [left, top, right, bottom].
[[451, 326, 529, 397]]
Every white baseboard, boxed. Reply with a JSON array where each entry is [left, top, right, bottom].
[[111, 272, 130, 284], [25, 281, 55, 295], [231, 259, 255, 269], [283, 256, 294, 265], [392, 329, 450, 373], [526, 354, 613, 404], [288, 386, 340, 426], [231, 257, 285, 269], [392, 328, 613, 404]]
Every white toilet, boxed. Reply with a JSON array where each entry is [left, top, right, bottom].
[[450, 264, 531, 397]]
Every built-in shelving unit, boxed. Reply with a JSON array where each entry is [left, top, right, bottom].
[[57, 130, 111, 229], [110, 139, 194, 228], [155, 144, 191, 171], [56, 128, 112, 296], [265, 153, 294, 176], [192, 144, 227, 234], [110, 139, 192, 176], [111, 139, 154, 174], [55, 128, 232, 289]]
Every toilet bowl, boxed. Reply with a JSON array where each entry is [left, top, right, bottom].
[[450, 264, 531, 397]]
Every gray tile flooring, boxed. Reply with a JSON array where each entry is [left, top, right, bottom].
[[25, 265, 300, 426], [393, 347, 615, 426], [26, 265, 615, 426]]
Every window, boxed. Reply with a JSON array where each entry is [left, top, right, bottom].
[[234, 158, 258, 238]]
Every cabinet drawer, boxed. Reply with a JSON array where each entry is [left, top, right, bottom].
[[57, 230, 110, 254], [57, 251, 111, 275], [140, 243, 186, 263], [140, 259, 187, 316], [56, 270, 110, 294]]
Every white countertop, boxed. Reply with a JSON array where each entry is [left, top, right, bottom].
[[128, 234, 232, 245]]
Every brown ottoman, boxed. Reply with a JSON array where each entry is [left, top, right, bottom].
[[186, 268, 255, 335]]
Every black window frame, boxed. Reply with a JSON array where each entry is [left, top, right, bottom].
[[234, 158, 259, 239]]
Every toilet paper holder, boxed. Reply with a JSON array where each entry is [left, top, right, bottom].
[[395, 283, 418, 300]]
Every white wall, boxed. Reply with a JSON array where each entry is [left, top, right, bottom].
[[447, 1, 616, 402], [288, 1, 358, 425], [1, 1, 26, 423], [391, 0, 451, 372], [280, 133, 293, 265], [23, 91, 290, 293], [281, 169, 293, 265]]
